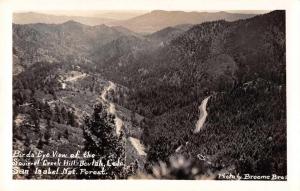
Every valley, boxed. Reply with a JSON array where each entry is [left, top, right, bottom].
[[12, 10, 286, 179]]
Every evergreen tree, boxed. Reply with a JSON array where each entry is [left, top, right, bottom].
[[44, 128, 51, 145], [63, 129, 69, 139], [67, 110, 76, 127], [37, 138, 44, 149], [78, 103, 125, 179]]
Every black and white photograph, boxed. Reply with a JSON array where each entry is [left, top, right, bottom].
[[11, 9, 287, 180], [1, 0, 300, 190]]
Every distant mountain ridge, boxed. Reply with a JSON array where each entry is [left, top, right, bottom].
[[110, 10, 257, 33], [14, 11, 258, 33], [13, 12, 117, 26]]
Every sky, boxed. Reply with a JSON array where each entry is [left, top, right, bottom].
[[13, 10, 270, 20], [8, 0, 280, 13], [35, 10, 149, 20], [7, 0, 279, 21]]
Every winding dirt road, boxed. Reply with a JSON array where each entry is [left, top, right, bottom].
[[100, 83, 211, 156], [194, 96, 211, 133], [100, 81, 147, 156], [129, 137, 147, 156], [100, 81, 123, 136], [65, 73, 87, 82]]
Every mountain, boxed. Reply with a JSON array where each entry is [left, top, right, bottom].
[[107, 11, 285, 90], [98, 11, 286, 175], [12, 10, 286, 178], [89, 24, 192, 77], [110, 10, 257, 33], [13, 21, 137, 68], [90, 35, 156, 81], [14, 11, 257, 34], [13, 12, 116, 26], [146, 25, 192, 45]]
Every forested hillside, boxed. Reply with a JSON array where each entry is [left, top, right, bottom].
[[100, 10, 286, 176]]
